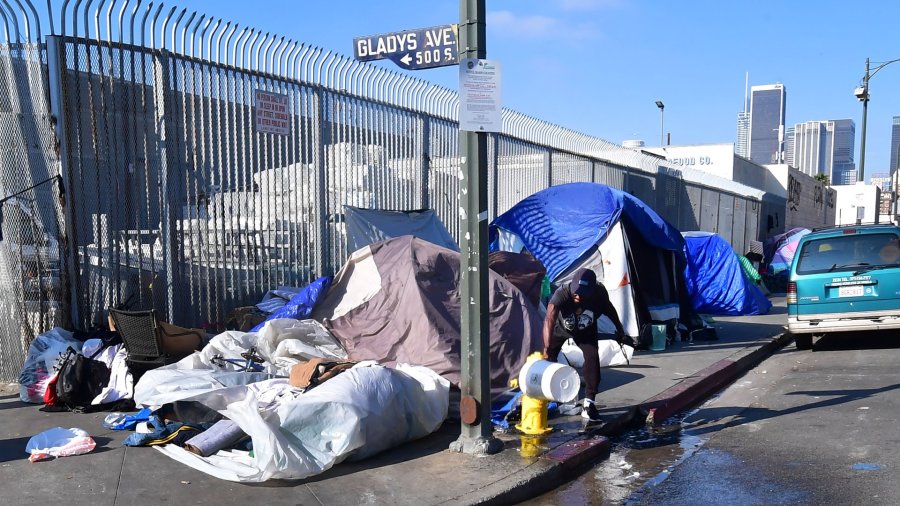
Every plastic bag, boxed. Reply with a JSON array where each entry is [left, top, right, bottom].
[[103, 408, 152, 430], [152, 364, 448, 482], [559, 339, 633, 368], [26, 427, 96, 462], [597, 339, 633, 367], [18, 328, 81, 403], [256, 318, 348, 373]]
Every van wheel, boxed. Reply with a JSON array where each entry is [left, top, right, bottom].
[[795, 334, 813, 350]]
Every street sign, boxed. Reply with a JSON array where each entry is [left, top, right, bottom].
[[353, 24, 458, 70]]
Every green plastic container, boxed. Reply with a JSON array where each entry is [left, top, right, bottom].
[[650, 324, 667, 351]]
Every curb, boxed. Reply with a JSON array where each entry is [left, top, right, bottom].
[[639, 332, 792, 425], [478, 436, 611, 506], [464, 332, 792, 505]]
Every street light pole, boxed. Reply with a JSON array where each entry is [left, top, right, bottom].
[[655, 100, 665, 146], [855, 56, 900, 183], [857, 58, 870, 183]]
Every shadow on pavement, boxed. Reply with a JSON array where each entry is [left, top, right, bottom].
[[811, 331, 900, 352], [687, 381, 900, 438], [0, 436, 30, 463], [247, 423, 464, 488], [599, 368, 646, 391], [0, 399, 29, 411], [91, 436, 117, 455]]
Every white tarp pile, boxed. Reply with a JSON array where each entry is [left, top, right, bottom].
[[133, 318, 449, 482], [156, 318, 349, 377]]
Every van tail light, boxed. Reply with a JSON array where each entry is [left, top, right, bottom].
[[787, 282, 797, 304]]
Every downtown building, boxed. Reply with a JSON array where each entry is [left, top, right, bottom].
[[791, 119, 856, 185], [748, 84, 787, 165], [643, 143, 835, 235], [784, 126, 795, 167], [736, 111, 750, 158], [891, 116, 900, 175]]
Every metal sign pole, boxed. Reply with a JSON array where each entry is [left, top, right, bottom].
[[449, 0, 502, 455]]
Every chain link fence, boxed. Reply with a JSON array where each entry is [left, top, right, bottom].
[[0, 40, 67, 382]]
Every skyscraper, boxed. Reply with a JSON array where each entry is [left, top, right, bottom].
[[891, 116, 900, 175], [749, 83, 786, 164], [792, 119, 856, 184], [784, 126, 795, 167], [736, 112, 750, 158], [735, 73, 750, 158], [832, 119, 856, 184]]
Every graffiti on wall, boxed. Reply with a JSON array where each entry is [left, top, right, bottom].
[[788, 174, 802, 211], [813, 184, 823, 209]]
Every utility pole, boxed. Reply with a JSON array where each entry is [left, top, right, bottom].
[[449, 0, 502, 456]]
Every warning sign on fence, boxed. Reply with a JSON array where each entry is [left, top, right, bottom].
[[254, 90, 291, 135]]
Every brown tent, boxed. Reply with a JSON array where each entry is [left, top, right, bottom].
[[311, 235, 542, 392], [488, 251, 546, 307]]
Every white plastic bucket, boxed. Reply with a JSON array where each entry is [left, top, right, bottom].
[[518, 359, 580, 403], [650, 324, 667, 351]]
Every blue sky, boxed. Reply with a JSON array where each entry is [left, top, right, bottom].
[[39, 0, 900, 179]]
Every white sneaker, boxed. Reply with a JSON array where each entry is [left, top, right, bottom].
[[581, 398, 602, 422]]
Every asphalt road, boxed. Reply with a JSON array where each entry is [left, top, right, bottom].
[[642, 329, 900, 505], [530, 329, 900, 505]]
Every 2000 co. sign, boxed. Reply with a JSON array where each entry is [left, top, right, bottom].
[[670, 156, 713, 166], [353, 24, 458, 70]]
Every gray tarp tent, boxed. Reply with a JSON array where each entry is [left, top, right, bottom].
[[344, 206, 458, 252], [311, 235, 542, 392]]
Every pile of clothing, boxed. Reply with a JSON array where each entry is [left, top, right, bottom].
[[124, 319, 449, 482]]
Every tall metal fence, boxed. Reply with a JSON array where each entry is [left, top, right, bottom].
[[0, 0, 770, 381], [0, 12, 68, 382]]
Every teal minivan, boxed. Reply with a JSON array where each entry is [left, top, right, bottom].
[[787, 224, 900, 349]]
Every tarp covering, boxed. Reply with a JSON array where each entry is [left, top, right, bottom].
[[488, 182, 702, 344], [344, 206, 458, 252], [141, 365, 448, 482], [134, 323, 449, 483], [310, 235, 542, 391], [488, 251, 546, 307], [764, 227, 810, 274], [682, 232, 771, 316], [250, 276, 333, 331], [489, 182, 684, 280]]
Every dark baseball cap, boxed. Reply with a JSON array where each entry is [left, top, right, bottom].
[[569, 267, 596, 297]]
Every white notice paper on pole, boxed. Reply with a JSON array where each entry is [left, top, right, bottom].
[[458, 59, 501, 132]]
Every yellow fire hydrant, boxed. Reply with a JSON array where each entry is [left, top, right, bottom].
[[513, 352, 553, 435]]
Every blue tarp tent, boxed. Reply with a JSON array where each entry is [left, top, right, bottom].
[[682, 232, 771, 316], [489, 182, 683, 281], [489, 182, 703, 342]]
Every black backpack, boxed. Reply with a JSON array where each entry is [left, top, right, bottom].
[[54, 346, 111, 412]]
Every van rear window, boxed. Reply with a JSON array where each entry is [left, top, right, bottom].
[[795, 233, 900, 274]]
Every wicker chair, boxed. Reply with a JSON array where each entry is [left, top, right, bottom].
[[109, 309, 197, 379]]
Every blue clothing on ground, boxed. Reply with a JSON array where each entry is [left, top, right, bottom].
[[251, 276, 333, 331]]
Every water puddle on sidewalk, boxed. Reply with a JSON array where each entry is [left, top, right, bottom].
[[523, 410, 712, 505]]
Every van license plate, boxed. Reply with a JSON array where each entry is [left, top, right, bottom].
[[838, 285, 865, 297]]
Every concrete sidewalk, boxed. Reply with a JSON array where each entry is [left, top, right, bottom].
[[0, 298, 789, 506]]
